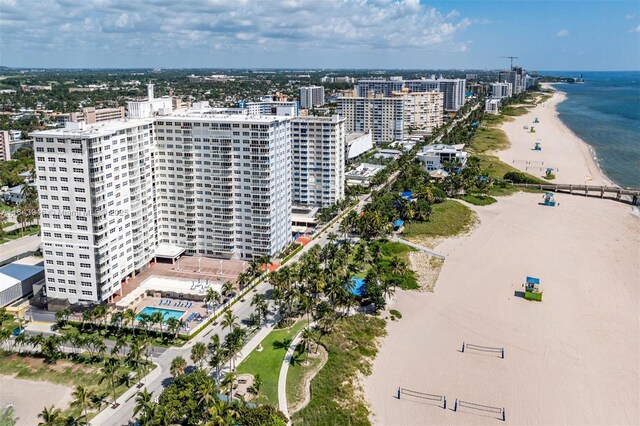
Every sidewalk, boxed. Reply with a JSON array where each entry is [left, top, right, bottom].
[[277, 329, 304, 421], [90, 363, 162, 425]]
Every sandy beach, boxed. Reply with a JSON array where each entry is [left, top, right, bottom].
[[498, 85, 614, 187], [363, 192, 639, 425]]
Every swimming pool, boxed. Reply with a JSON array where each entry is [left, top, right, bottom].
[[350, 277, 366, 297], [136, 306, 185, 321]]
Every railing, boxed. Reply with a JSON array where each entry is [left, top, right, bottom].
[[510, 182, 640, 204]]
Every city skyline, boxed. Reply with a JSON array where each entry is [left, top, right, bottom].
[[1, 0, 639, 71]]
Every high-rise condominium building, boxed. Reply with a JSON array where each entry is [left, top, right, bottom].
[[291, 115, 345, 207], [392, 90, 444, 133], [153, 113, 291, 260], [490, 82, 513, 99], [355, 77, 466, 111], [299, 86, 325, 109], [337, 95, 404, 144], [499, 71, 522, 95], [31, 120, 156, 303]]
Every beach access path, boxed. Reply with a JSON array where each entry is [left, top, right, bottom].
[[364, 192, 639, 425], [499, 87, 612, 187]]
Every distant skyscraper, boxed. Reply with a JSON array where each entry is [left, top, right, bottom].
[[355, 77, 466, 111], [499, 71, 522, 95], [299, 86, 325, 109]]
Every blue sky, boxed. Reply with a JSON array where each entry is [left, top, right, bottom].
[[1, 0, 638, 71]]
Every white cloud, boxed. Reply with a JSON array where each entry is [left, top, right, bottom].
[[556, 29, 569, 37], [0, 0, 474, 57], [625, 13, 636, 20], [630, 25, 640, 33]]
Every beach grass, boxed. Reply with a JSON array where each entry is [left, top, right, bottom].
[[293, 314, 386, 426], [235, 319, 307, 405], [286, 345, 326, 413], [403, 200, 476, 239], [462, 194, 497, 206], [502, 106, 530, 116], [469, 127, 510, 153]]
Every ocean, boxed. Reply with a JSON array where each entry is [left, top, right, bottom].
[[543, 71, 640, 188]]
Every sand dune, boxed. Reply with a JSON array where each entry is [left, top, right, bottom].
[[499, 86, 612, 187], [364, 193, 639, 425]]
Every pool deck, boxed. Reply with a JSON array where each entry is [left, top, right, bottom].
[[132, 295, 212, 332]]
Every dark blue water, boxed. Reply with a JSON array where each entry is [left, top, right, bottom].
[[542, 71, 640, 188]]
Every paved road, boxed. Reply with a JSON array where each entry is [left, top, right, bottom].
[[0, 234, 41, 264]]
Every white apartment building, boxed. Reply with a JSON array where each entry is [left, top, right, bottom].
[[153, 112, 292, 260], [355, 77, 466, 111], [417, 144, 469, 171], [31, 119, 156, 303], [490, 82, 513, 99], [485, 98, 501, 115], [299, 86, 325, 109], [291, 115, 345, 207], [392, 90, 444, 133], [337, 95, 404, 144]]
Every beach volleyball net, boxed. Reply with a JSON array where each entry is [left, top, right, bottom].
[[398, 387, 447, 408], [455, 399, 506, 421], [462, 342, 505, 359]]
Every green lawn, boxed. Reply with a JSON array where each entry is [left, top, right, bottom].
[[403, 200, 477, 240], [0, 350, 140, 421], [235, 320, 307, 405], [2, 221, 14, 229], [293, 314, 386, 426]]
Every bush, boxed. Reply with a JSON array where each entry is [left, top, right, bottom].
[[503, 171, 541, 184], [389, 309, 402, 319], [462, 194, 497, 206]]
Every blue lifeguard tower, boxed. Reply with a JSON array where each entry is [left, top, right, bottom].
[[543, 193, 556, 206], [524, 276, 543, 301]]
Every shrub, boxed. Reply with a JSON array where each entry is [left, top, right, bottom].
[[503, 171, 541, 184]]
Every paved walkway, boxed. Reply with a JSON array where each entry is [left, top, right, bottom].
[[391, 236, 446, 259], [277, 329, 305, 421]]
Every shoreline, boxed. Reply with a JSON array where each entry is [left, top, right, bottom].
[[543, 83, 617, 188], [498, 84, 614, 188]]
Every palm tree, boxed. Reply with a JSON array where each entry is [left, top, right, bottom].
[[71, 385, 93, 421], [220, 310, 237, 334], [165, 317, 182, 340], [37, 405, 63, 426], [0, 210, 8, 239], [110, 311, 124, 331], [251, 373, 263, 399], [208, 334, 224, 383], [149, 311, 164, 334], [222, 371, 237, 402], [123, 308, 137, 334], [205, 287, 221, 311], [133, 388, 155, 421], [301, 327, 314, 355], [170, 355, 187, 377], [100, 360, 120, 405], [221, 281, 233, 298], [190, 342, 207, 370], [196, 379, 218, 420]]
